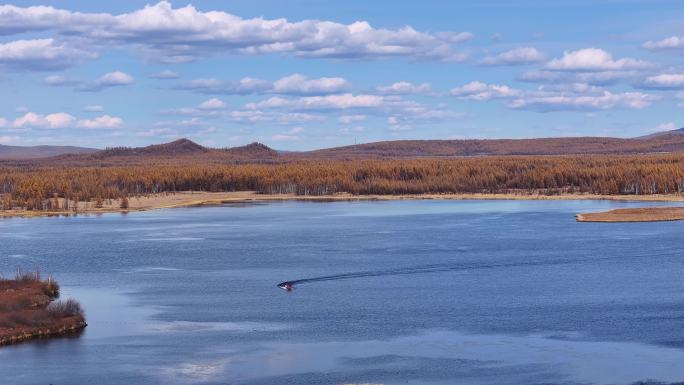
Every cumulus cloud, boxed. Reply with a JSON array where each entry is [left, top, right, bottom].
[[8, 110, 123, 129], [449, 80, 659, 112], [0, 38, 95, 70], [229, 110, 321, 124], [652, 122, 678, 132], [245, 94, 384, 110], [519, 69, 640, 85], [480, 47, 545, 66], [643, 36, 684, 51], [80, 71, 134, 92], [198, 98, 226, 110], [288, 94, 385, 110], [179, 74, 349, 96], [0, 2, 473, 65], [545, 48, 652, 72], [450, 81, 521, 100], [375, 81, 432, 95], [272, 74, 350, 95], [178, 77, 270, 95], [508, 90, 659, 112], [42, 74, 79, 86], [641, 74, 684, 89], [13, 111, 75, 129], [76, 115, 123, 129]]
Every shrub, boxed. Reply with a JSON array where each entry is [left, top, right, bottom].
[[42, 276, 60, 298], [15, 268, 40, 282], [47, 299, 84, 318]]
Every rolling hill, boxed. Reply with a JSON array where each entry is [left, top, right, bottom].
[[0, 144, 97, 159], [4, 128, 684, 163]]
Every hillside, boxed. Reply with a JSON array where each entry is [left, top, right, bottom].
[[0, 144, 97, 159], [5, 128, 684, 163], [301, 131, 684, 159]]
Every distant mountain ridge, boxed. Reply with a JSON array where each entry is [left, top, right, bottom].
[[4, 128, 684, 161], [0, 144, 97, 159]]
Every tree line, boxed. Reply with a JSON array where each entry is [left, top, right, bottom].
[[2, 154, 684, 211]]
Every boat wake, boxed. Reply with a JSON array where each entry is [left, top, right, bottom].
[[277, 257, 582, 291]]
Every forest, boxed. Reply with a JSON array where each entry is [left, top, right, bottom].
[[2, 153, 684, 211]]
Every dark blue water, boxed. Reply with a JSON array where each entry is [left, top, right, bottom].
[[2, 200, 684, 385]]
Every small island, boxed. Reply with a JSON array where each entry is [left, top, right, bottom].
[[576, 207, 684, 222], [0, 270, 86, 346]]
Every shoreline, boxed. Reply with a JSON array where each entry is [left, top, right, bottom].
[[2, 191, 684, 219], [0, 275, 87, 347], [576, 207, 684, 223]]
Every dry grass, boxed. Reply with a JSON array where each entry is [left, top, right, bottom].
[[576, 207, 684, 222], [0, 271, 85, 346], [4, 190, 684, 219]]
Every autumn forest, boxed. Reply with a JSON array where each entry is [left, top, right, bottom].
[[2, 152, 684, 211]]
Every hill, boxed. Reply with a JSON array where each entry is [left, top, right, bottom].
[[0, 144, 97, 159], [6, 128, 684, 164]]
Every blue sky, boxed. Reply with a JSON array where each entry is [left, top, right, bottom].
[[0, 1, 683, 150]]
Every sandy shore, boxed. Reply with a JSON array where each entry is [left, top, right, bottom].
[[3, 191, 684, 219], [576, 207, 684, 222]]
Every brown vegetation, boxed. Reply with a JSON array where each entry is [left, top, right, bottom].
[[0, 270, 85, 346], [3, 152, 684, 213], [576, 207, 684, 222]]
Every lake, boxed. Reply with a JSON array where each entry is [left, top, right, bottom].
[[2, 199, 684, 385]]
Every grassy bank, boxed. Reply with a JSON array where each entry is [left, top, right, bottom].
[[0, 270, 86, 346], [2, 191, 684, 219]]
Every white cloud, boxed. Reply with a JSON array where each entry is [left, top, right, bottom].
[[652, 122, 678, 132], [98, 71, 134, 86], [508, 90, 659, 111], [76, 115, 123, 129], [644, 36, 684, 51], [293, 94, 385, 110], [150, 70, 179, 79], [246, 94, 384, 110], [545, 48, 652, 72], [0, 118, 7, 128], [375, 81, 432, 95], [272, 74, 349, 95], [289, 126, 304, 134], [480, 47, 545, 66], [12, 111, 75, 129], [338, 115, 367, 124], [642, 74, 684, 89], [0, 2, 473, 64], [229, 110, 321, 124], [179, 74, 349, 96], [8, 111, 123, 130], [178, 77, 270, 95], [519, 69, 640, 85], [80, 71, 135, 91], [42, 74, 79, 86], [0, 38, 95, 70], [83, 105, 104, 112], [198, 98, 226, 110], [450, 81, 521, 100]]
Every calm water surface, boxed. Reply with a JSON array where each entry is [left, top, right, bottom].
[[2, 200, 684, 385]]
